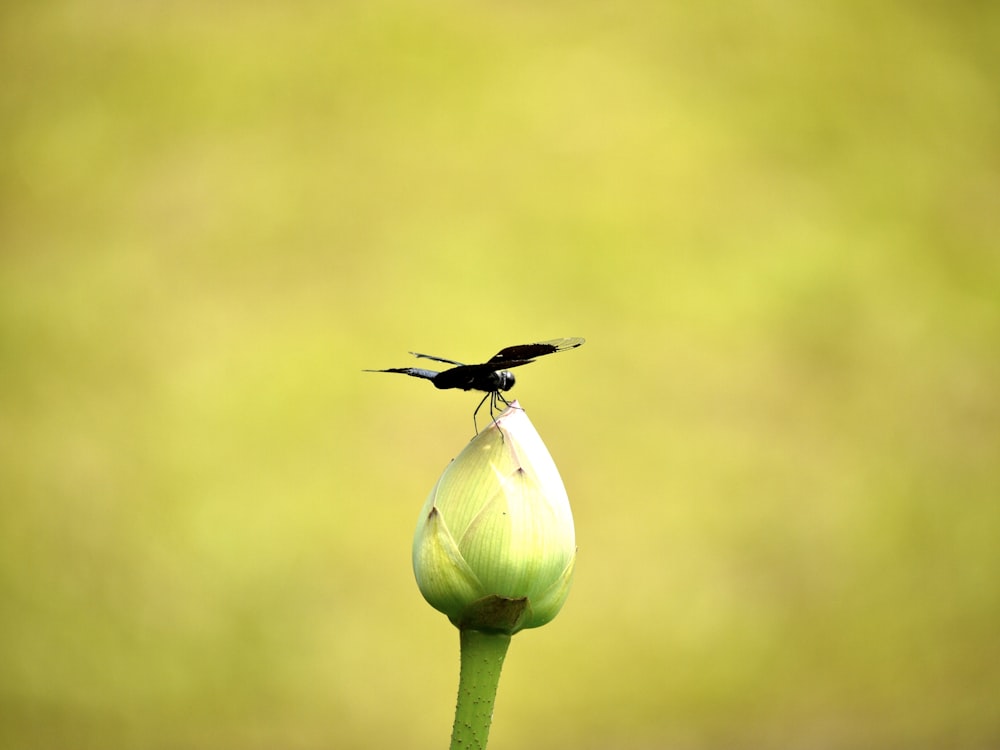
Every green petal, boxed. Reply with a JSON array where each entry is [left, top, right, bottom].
[[459, 465, 572, 600], [522, 551, 576, 630], [412, 506, 484, 616]]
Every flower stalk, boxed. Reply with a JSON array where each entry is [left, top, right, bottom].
[[450, 630, 511, 750]]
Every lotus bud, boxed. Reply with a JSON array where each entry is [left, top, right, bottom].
[[412, 402, 576, 634]]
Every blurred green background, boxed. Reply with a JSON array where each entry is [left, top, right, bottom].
[[2, 1, 999, 748]]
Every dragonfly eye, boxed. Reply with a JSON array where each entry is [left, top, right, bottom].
[[498, 371, 516, 391]]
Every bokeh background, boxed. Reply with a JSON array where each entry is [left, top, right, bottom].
[[2, 1, 998, 748]]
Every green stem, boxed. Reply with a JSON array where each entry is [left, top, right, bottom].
[[450, 629, 511, 750]]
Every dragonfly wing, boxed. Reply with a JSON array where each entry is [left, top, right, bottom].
[[486, 337, 585, 366], [490, 358, 537, 370], [410, 351, 466, 366]]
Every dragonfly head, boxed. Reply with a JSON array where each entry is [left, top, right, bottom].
[[496, 370, 516, 391]]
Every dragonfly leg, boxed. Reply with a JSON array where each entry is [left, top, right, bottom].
[[472, 392, 491, 435], [488, 391, 509, 438]]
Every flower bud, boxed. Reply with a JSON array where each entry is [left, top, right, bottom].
[[412, 402, 576, 634]]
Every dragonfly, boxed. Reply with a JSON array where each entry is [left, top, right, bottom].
[[365, 337, 585, 431]]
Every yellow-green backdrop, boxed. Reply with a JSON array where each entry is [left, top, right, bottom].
[[2, 1, 998, 748]]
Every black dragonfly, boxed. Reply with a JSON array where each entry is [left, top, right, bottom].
[[365, 337, 585, 431]]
